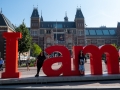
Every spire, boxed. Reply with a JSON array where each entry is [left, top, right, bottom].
[[0, 8, 2, 14], [65, 11, 67, 17], [41, 10, 43, 21], [75, 6, 84, 18], [64, 11, 68, 22], [37, 4, 38, 9]]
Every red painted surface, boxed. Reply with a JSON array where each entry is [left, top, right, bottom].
[[72, 46, 83, 75], [1, 32, 120, 78], [42, 45, 72, 76], [84, 45, 102, 75], [1, 32, 22, 78], [100, 45, 119, 74]]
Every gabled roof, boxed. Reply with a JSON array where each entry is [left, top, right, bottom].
[[40, 21, 76, 28], [0, 13, 15, 30], [75, 8, 84, 18], [31, 8, 39, 18]]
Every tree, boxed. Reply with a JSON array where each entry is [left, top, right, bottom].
[[16, 22, 32, 60], [31, 43, 42, 57], [111, 43, 120, 51]]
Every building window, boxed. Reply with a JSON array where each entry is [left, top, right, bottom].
[[97, 39, 105, 45], [81, 31, 84, 35], [85, 30, 89, 35], [111, 39, 117, 44], [80, 40, 84, 43], [73, 30, 76, 34], [87, 40, 91, 44], [40, 30, 44, 34], [109, 30, 116, 35], [33, 31, 37, 36], [46, 30, 51, 34], [91, 40, 97, 43], [53, 24, 62, 28], [68, 30, 72, 34], [96, 30, 103, 35], [89, 30, 96, 35], [105, 40, 111, 44], [103, 30, 110, 35]]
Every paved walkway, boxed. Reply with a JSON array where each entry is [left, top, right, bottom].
[[0, 60, 120, 77], [0, 60, 120, 89], [0, 80, 120, 89]]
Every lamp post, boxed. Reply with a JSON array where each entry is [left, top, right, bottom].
[[56, 20, 58, 44], [84, 24, 87, 46]]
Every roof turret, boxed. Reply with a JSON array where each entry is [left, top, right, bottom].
[[75, 7, 84, 18], [31, 7, 39, 18], [64, 11, 68, 22]]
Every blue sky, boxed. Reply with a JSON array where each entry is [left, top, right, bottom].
[[0, 0, 120, 27]]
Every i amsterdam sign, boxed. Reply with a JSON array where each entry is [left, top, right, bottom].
[[1, 32, 120, 78]]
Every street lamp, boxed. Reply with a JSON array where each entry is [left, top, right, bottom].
[[84, 24, 87, 46], [56, 19, 58, 44]]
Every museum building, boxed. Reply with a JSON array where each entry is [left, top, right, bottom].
[[0, 7, 120, 59], [30, 7, 120, 53]]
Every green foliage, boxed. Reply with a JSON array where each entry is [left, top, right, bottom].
[[111, 43, 120, 50], [16, 22, 32, 54], [30, 59, 36, 63], [31, 43, 42, 57]]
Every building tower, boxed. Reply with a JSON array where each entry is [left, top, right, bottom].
[[74, 7, 85, 45], [30, 7, 40, 44], [31, 7, 40, 29]]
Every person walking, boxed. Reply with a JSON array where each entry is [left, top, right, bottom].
[[78, 50, 86, 75], [0, 58, 4, 71], [26, 57, 30, 71], [35, 51, 46, 77]]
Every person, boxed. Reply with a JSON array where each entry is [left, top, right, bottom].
[[78, 50, 86, 75], [0, 58, 4, 71], [35, 51, 46, 77], [103, 54, 107, 72], [26, 57, 30, 71]]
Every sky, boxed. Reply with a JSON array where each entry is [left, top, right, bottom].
[[0, 0, 120, 27]]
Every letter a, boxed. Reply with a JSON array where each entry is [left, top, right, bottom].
[[42, 45, 72, 76]]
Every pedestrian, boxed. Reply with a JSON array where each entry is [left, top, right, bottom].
[[26, 57, 30, 71], [0, 58, 4, 71], [78, 50, 86, 75], [35, 51, 46, 77], [103, 54, 107, 71]]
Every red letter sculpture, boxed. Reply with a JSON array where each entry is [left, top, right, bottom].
[[72, 46, 84, 75], [83, 45, 102, 75], [1, 32, 22, 78], [100, 45, 119, 74], [42, 45, 72, 76], [73, 45, 102, 75]]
